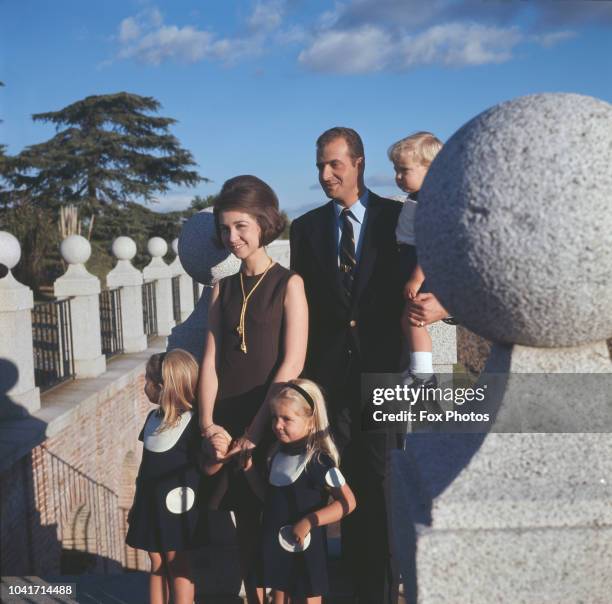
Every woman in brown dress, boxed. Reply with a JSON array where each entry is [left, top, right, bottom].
[[198, 175, 308, 603]]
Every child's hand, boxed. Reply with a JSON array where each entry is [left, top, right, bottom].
[[403, 279, 421, 300], [292, 516, 313, 546], [222, 434, 256, 470]]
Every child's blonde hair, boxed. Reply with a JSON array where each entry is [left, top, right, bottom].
[[145, 349, 199, 430], [387, 131, 443, 167], [270, 379, 339, 467]]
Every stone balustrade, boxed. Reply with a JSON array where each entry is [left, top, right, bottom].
[[0, 231, 40, 414], [106, 236, 147, 354], [169, 237, 195, 323], [142, 237, 175, 337], [54, 235, 106, 378]]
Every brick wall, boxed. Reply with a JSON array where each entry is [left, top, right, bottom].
[[0, 370, 152, 575]]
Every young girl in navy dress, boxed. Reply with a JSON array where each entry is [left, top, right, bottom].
[[247, 379, 356, 604], [126, 349, 206, 604]]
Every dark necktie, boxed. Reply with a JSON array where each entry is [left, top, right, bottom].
[[339, 208, 356, 297]]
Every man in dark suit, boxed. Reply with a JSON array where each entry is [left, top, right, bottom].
[[290, 127, 410, 602]]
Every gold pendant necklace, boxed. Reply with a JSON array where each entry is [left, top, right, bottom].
[[236, 259, 274, 353]]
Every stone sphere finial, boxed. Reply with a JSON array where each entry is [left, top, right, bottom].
[[172, 238, 179, 255], [147, 237, 168, 258], [0, 231, 21, 271], [112, 236, 137, 261], [417, 93, 612, 347], [60, 234, 92, 265], [178, 209, 240, 285]]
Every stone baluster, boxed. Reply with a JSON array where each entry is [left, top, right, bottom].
[[169, 237, 195, 323], [106, 236, 147, 353], [54, 235, 106, 378], [142, 237, 175, 338], [0, 231, 41, 414], [392, 93, 612, 604], [266, 239, 290, 268]]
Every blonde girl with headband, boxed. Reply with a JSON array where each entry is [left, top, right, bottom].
[[126, 349, 206, 604], [247, 379, 356, 604]]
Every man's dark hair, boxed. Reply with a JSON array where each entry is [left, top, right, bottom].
[[316, 127, 365, 163], [213, 175, 286, 247]]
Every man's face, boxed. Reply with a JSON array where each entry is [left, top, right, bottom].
[[317, 137, 363, 206]]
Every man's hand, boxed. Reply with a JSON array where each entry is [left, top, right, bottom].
[[404, 292, 448, 327], [292, 516, 313, 546]]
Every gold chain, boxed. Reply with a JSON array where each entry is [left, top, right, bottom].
[[236, 259, 274, 353]]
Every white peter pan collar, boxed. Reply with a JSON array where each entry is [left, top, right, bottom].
[[269, 450, 308, 486], [143, 410, 193, 453]]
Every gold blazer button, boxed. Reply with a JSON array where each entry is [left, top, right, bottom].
[[349, 320, 357, 328]]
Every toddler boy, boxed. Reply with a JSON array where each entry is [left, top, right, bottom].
[[388, 131, 443, 386]]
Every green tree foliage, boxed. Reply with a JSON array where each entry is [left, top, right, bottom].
[[91, 201, 184, 271], [280, 210, 291, 239], [11, 92, 205, 216], [188, 194, 216, 213], [0, 81, 9, 205], [0, 198, 59, 294]]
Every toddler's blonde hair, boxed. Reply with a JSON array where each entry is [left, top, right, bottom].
[[388, 131, 443, 166], [145, 349, 199, 430], [270, 379, 339, 467]]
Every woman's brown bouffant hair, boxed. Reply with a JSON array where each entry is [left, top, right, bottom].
[[213, 175, 286, 247]]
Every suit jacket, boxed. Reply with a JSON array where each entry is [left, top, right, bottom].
[[290, 191, 412, 416]]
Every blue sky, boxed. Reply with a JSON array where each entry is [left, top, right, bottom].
[[1, 0, 612, 216]]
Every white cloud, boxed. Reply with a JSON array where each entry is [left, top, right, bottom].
[[148, 8, 163, 28], [295, 0, 581, 73], [118, 25, 215, 65], [401, 23, 523, 67], [248, 0, 285, 33], [275, 25, 307, 45], [115, 3, 283, 66], [298, 25, 392, 73], [532, 30, 577, 49], [299, 22, 522, 73], [317, 3, 345, 30], [118, 17, 140, 43], [210, 36, 264, 63], [149, 193, 195, 213]]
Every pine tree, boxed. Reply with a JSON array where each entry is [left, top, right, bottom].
[[12, 92, 205, 216]]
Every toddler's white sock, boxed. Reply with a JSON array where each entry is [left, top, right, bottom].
[[410, 352, 433, 378]]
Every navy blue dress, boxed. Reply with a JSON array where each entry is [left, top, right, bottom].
[[259, 445, 346, 597], [126, 409, 205, 552]]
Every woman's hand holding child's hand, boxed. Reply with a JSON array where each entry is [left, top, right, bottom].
[[292, 516, 313, 546], [202, 422, 232, 441], [202, 424, 232, 462], [209, 433, 231, 460]]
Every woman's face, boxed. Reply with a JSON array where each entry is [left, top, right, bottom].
[[218, 210, 262, 259]]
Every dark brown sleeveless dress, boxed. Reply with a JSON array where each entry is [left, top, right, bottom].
[[212, 262, 294, 512]]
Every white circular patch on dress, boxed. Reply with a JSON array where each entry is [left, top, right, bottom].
[[278, 525, 311, 553], [325, 467, 346, 487], [165, 487, 195, 514]]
